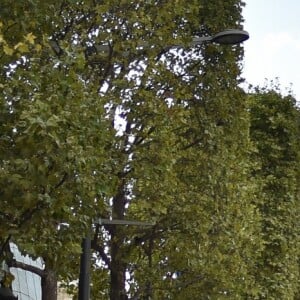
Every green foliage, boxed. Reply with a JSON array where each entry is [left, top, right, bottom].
[[248, 85, 300, 299], [0, 0, 115, 283], [3, 1, 299, 300]]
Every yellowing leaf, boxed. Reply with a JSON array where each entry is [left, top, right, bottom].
[[14, 42, 23, 49], [35, 43, 42, 52], [3, 44, 13, 55], [25, 32, 36, 44], [14, 42, 29, 53]]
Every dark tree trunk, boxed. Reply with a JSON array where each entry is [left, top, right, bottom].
[[41, 268, 57, 300], [110, 229, 127, 300], [144, 237, 154, 300], [110, 179, 127, 300]]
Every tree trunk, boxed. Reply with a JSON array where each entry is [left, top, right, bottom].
[[144, 237, 154, 300], [110, 179, 127, 300], [41, 268, 57, 300], [110, 225, 127, 300]]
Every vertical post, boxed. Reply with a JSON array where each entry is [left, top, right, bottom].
[[78, 237, 91, 300]]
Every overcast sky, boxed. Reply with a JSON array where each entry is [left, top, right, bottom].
[[242, 0, 300, 99]]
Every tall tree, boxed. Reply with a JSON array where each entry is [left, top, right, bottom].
[[0, 1, 260, 299], [88, 0, 260, 299], [248, 85, 300, 299]]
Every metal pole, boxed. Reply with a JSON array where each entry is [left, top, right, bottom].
[[78, 237, 91, 300], [77, 219, 153, 299], [97, 218, 154, 226]]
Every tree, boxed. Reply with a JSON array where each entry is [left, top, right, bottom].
[[248, 84, 300, 299], [0, 1, 114, 297], [87, 0, 261, 299], [1, 1, 261, 299]]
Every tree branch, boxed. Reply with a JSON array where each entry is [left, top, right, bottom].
[[91, 224, 111, 268], [91, 241, 111, 268], [54, 172, 68, 189], [0, 235, 11, 259], [8, 259, 45, 278]]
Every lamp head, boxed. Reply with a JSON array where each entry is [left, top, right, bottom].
[[211, 29, 249, 45]]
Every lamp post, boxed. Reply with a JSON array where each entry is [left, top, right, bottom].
[[78, 28, 249, 300], [78, 219, 154, 300]]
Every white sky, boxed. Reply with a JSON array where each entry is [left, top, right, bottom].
[[242, 0, 300, 99]]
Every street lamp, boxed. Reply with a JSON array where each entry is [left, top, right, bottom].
[[191, 29, 249, 46], [90, 29, 249, 54]]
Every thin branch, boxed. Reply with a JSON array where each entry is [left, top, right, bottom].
[[91, 224, 111, 268], [54, 172, 68, 189], [91, 241, 111, 268], [0, 235, 11, 259], [18, 201, 46, 228]]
